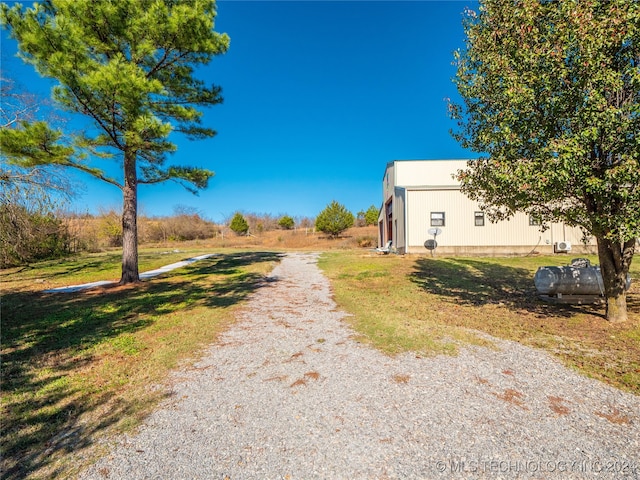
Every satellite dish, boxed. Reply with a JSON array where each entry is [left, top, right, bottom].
[[424, 239, 437, 250], [427, 228, 442, 236]]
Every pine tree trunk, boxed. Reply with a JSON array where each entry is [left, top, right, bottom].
[[596, 236, 635, 322], [120, 150, 139, 284]]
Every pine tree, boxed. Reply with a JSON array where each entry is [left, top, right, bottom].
[[315, 201, 354, 238], [229, 213, 249, 236], [1, 0, 229, 283]]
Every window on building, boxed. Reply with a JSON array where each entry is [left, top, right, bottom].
[[430, 212, 445, 227], [529, 215, 542, 226], [474, 211, 485, 226]]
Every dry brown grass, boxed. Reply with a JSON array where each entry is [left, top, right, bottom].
[[156, 226, 379, 251], [65, 213, 379, 253], [493, 388, 528, 409], [594, 406, 632, 425], [548, 396, 571, 415]]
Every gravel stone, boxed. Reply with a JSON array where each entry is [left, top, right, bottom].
[[79, 252, 640, 479]]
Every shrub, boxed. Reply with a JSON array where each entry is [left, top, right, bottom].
[[229, 212, 249, 236], [278, 215, 295, 230], [315, 201, 354, 238], [0, 204, 72, 267], [0, 165, 75, 266], [364, 205, 379, 226], [98, 210, 123, 247], [356, 236, 376, 248]]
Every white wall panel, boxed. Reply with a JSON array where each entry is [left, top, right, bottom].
[[395, 160, 468, 187], [382, 160, 596, 254], [405, 189, 592, 249]]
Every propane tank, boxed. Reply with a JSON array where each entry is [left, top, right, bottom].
[[534, 258, 631, 297]]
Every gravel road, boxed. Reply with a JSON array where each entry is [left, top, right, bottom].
[[80, 252, 640, 479]]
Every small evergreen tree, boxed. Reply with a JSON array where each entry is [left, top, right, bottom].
[[364, 205, 379, 226], [229, 212, 249, 236], [315, 201, 354, 238], [278, 215, 295, 230]]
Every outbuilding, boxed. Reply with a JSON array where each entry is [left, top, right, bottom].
[[378, 159, 596, 255]]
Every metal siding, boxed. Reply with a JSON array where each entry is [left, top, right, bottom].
[[395, 160, 469, 187], [548, 223, 592, 249], [406, 189, 594, 250], [384, 160, 597, 253], [383, 162, 395, 202], [394, 187, 406, 252]]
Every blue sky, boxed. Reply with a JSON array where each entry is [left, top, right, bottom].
[[2, 0, 477, 224]]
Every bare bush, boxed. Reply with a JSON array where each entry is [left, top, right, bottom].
[[0, 168, 73, 267], [163, 213, 216, 241], [98, 209, 123, 247]]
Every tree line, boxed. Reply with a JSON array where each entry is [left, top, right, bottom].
[[0, 202, 379, 268]]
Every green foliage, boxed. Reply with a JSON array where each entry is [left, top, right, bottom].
[[98, 210, 123, 247], [356, 205, 380, 227], [278, 215, 295, 230], [0, 0, 227, 187], [1, 0, 229, 282], [451, 0, 640, 238], [364, 205, 379, 226], [0, 74, 78, 250], [0, 121, 74, 167], [315, 200, 354, 238], [0, 74, 74, 170], [451, 0, 640, 320], [229, 212, 249, 236]]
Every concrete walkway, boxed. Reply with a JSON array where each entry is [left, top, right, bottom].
[[44, 253, 217, 293]]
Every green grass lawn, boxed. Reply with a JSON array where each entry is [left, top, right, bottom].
[[318, 252, 640, 394], [1, 249, 281, 479], [1, 248, 217, 291]]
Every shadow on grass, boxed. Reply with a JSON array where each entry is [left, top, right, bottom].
[[410, 257, 605, 318], [3, 252, 124, 280], [1, 251, 281, 480]]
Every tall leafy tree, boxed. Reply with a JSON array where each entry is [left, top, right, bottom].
[[1, 0, 229, 283], [450, 0, 640, 322]]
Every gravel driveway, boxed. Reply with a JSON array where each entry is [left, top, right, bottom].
[[80, 253, 639, 479]]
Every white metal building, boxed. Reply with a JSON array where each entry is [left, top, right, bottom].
[[378, 159, 597, 255]]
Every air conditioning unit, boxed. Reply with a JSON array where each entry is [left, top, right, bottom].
[[555, 241, 572, 253]]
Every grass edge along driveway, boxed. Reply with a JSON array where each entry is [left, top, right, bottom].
[[318, 251, 640, 395], [1, 250, 281, 480]]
